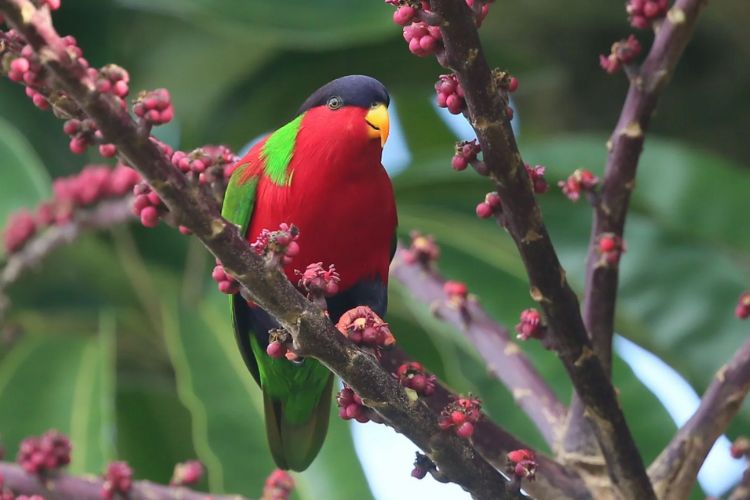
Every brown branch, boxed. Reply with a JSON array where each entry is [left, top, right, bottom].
[[427, 0, 654, 497], [0, 462, 248, 500], [647, 335, 750, 499], [0, 2, 517, 497], [564, 0, 708, 466], [391, 249, 566, 448]]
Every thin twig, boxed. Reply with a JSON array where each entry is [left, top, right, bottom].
[[565, 0, 709, 465], [391, 249, 566, 448], [427, 0, 654, 497], [648, 335, 750, 499]]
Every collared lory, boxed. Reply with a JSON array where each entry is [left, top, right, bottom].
[[221, 75, 397, 471]]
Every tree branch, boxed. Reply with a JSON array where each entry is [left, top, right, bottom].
[[0, 462, 248, 500], [0, 1, 516, 497], [427, 0, 654, 497], [381, 348, 591, 499], [647, 335, 750, 499], [391, 248, 566, 448], [564, 0, 708, 466]]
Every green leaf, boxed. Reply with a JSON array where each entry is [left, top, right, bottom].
[[161, 290, 372, 498], [115, 0, 394, 49], [0, 322, 115, 474]]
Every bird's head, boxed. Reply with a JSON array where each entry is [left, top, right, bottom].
[[297, 75, 390, 148]]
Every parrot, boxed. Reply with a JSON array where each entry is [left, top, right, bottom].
[[221, 75, 397, 471]]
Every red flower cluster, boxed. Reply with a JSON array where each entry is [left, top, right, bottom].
[[336, 306, 396, 348], [515, 308, 544, 341], [265, 329, 295, 360], [396, 361, 436, 396], [475, 191, 501, 219], [3, 164, 140, 254], [600, 35, 642, 74], [525, 163, 549, 194], [597, 233, 626, 267], [507, 449, 537, 481], [297, 262, 341, 299], [735, 292, 750, 320], [411, 452, 435, 480], [132, 182, 164, 228], [435, 74, 465, 115], [251, 223, 301, 266], [559, 168, 599, 202], [337, 386, 382, 423], [444, 280, 469, 311], [627, 0, 669, 29], [101, 461, 133, 500], [438, 396, 482, 438], [170, 460, 204, 486], [402, 231, 440, 267], [262, 469, 294, 500], [17, 430, 72, 474], [451, 140, 481, 171]]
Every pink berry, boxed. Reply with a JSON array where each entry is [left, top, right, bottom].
[[456, 422, 474, 438], [393, 6, 416, 26], [140, 206, 159, 227]]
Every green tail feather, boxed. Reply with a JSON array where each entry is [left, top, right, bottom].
[[264, 373, 334, 471]]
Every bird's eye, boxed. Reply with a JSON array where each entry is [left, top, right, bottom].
[[327, 96, 344, 110]]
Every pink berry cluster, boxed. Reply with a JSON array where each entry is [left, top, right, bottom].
[[506, 449, 537, 481], [131, 182, 164, 228], [627, 0, 669, 29], [262, 469, 294, 500], [134, 89, 174, 127], [17, 430, 72, 474], [403, 22, 442, 57], [599, 35, 642, 74], [475, 191, 501, 219], [435, 74, 465, 114], [735, 292, 750, 320], [451, 140, 481, 171], [251, 223, 301, 266], [597, 233, 626, 267], [297, 262, 341, 299], [101, 461, 133, 500], [525, 163, 549, 194], [212, 260, 240, 295], [559, 168, 599, 202], [171, 145, 236, 185], [170, 460, 204, 486], [2, 164, 140, 254], [438, 395, 482, 438], [336, 386, 382, 424], [266, 329, 296, 360], [396, 361, 436, 396], [336, 306, 396, 348], [515, 308, 545, 341], [411, 452, 436, 480], [402, 231, 440, 267]]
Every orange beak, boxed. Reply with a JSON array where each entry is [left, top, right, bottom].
[[365, 103, 390, 147]]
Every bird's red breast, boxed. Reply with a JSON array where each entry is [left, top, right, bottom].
[[245, 105, 397, 291]]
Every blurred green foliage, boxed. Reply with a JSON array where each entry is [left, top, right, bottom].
[[1, 0, 749, 498]]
